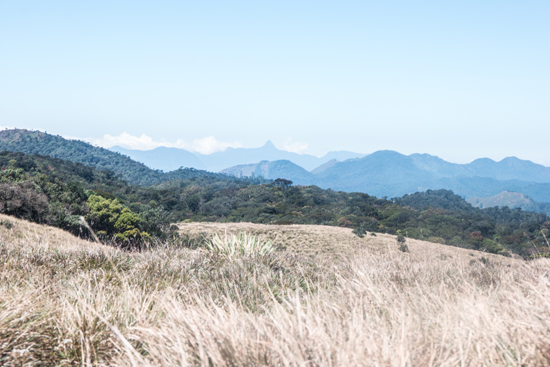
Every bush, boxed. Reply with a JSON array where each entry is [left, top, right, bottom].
[[428, 236, 446, 244], [0, 219, 13, 229], [0, 182, 49, 222], [353, 223, 367, 238], [86, 195, 150, 243]]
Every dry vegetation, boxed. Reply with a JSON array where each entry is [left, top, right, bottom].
[[1, 214, 549, 366]]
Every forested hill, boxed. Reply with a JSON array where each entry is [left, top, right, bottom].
[[0, 129, 245, 186], [1, 150, 549, 258], [0, 150, 256, 242]]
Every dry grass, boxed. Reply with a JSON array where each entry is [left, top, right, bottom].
[[1, 215, 549, 366]]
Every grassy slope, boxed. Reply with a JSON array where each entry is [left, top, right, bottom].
[[176, 222, 518, 262], [1, 214, 549, 366]]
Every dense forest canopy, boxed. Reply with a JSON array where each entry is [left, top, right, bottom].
[[1, 150, 549, 258]]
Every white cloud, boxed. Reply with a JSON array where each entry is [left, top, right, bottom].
[[81, 132, 242, 154], [84, 132, 169, 150], [281, 137, 309, 154], [191, 136, 243, 154]]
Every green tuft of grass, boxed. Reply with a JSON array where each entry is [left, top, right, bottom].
[[206, 232, 275, 259]]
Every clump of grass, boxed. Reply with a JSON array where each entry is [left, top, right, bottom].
[[398, 242, 409, 252], [0, 219, 13, 229], [206, 232, 275, 258]]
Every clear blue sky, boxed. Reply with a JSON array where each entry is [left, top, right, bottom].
[[1, 1, 549, 163]]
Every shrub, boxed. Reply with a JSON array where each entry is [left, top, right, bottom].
[[0, 182, 49, 222], [0, 219, 13, 229], [352, 223, 367, 238], [86, 195, 150, 243], [397, 234, 409, 252], [428, 236, 446, 244]]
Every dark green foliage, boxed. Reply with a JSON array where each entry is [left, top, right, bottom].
[[86, 195, 150, 242], [0, 151, 162, 242], [395, 189, 475, 212], [352, 223, 367, 238], [186, 194, 201, 213], [272, 178, 293, 189], [0, 181, 49, 222]]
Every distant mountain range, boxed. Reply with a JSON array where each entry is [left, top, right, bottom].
[[111, 146, 208, 171], [2, 128, 549, 212], [221, 151, 550, 205], [110, 141, 365, 172]]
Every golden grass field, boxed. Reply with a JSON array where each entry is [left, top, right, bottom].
[[1, 213, 549, 366]]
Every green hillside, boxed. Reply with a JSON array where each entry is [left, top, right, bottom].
[[0, 129, 242, 186], [0, 150, 255, 242]]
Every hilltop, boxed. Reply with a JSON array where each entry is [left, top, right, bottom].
[[0, 129, 243, 186], [0, 150, 258, 241]]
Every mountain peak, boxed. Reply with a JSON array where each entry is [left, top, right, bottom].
[[469, 157, 496, 165], [262, 140, 277, 149]]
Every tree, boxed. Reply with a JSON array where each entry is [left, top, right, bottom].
[[114, 208, 146, 241], [86, 195, 149, 242], [273, 178, 293, 189], [186, 194, 201, 213], [0, 182, 49, 222]]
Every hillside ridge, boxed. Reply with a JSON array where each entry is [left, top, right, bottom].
[[0, 129, 247, 186]]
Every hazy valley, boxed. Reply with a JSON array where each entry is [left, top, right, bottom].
[[111, 135, 550, 209]]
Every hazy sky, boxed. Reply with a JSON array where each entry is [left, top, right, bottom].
[[1, 1, 549, 164]]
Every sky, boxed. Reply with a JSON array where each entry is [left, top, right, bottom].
[[0, 1, 549, 164]]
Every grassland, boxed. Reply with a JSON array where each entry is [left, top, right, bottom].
[[0, 213, 549, 366]]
